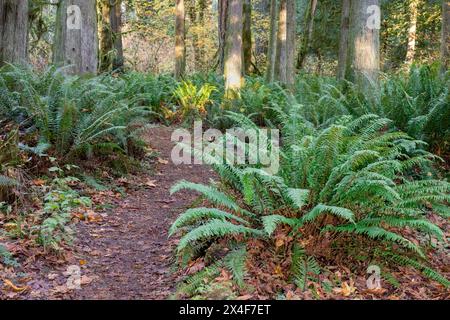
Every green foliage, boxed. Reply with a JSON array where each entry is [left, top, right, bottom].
[[170, 110, 449, 291], [173, 80, 216, 124]]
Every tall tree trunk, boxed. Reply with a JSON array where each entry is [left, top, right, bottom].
[[285, 0, 296, 88], [255, 0, 270, 57], [265, 0, 278, 82], [224, 0, 243, 98], [188, 0, 207, 72], [243, 0, 252, 74], [441, 0, 450, 76], [297, 0, 317, 69], [0, 0, 28, 66], [337, 0, 350, 80], [53, 0, 98, 75], [346, 0, 380, 91], [99, 0, 123, 72], [218, 0, 228, 73], [110, 0, 124, 71], [405, 0, 418, 68], [274, 0, 287, 83], [175, 0, 186, 79]]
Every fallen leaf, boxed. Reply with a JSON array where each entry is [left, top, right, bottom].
[[157, 158, 169, 165], [3, 279, 29, 293]]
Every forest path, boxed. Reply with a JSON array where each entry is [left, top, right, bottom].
[[67, 126, 213, 299]]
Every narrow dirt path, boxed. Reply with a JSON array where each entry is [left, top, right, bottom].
[[67, 126, 214, 299]]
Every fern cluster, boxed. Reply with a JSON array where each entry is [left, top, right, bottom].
[[170, 111, 449, 291]]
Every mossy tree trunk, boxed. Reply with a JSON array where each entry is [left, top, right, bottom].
[[98, 0, 124, 73]]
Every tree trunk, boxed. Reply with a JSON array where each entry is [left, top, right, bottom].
[[218, 0, 228, 73], [110, 0, 124, 71], [224, 0, 244, 98], [0, 0, 28, 66], [53, 0, 98, 75], [285, 0, 296, 89], [175, 0, 186, 79], [243, 0, 252, 75], [255, 0, 270, 57], [346, 0, 380, 91], [405, 0, 418, 68], [297, 0, 317, 69], [441, 0, 450, 76], [275, 0, 287, 83], [265, 0, 278, 82], [337, 0, 350, 79]]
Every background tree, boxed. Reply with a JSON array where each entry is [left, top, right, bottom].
[[218, 0, 228, 73], [405, 0, 418, 68], [265, 0, 278, 82], [297, 0, 318, 69], [175, 0, 186, 79], [346, 0, 380, 90], [98, 0, 124, 72], [441, 0, 449, 75], [243, 0, 253, 74], [53, 0, 98, 74], [0, 0, 29, 66], [337, 0, 350, 79], [274, 0, 287, 82], [224, 0, 244, 97]]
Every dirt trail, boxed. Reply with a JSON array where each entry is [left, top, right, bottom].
[[67, 126, 214, 300]]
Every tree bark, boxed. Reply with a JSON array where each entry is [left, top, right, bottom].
[[346, 0, 380, 91], [224, 0, 244, 97], [405, 0, 418, 68], [110, 0, 124, 71], [175, 0, 186, 79], [0, 0, 28, 66], [441, 0, 450, 76], [297, 0, 317, 69], [98, 0, 124, 72], [218, 0, 228, 73], [274, 0, 287, 83], [53, 0, 98, 75], [285, 0, 296, 89], [265, 0, 278, 82], [243, 0, 252, 75], [337, 0, 350, 79]]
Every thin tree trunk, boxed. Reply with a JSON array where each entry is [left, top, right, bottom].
[[285, 0, 296, 89], [275, 0, 287, 83], [111, 0, 124, 71], [53, 0, 98, 75], [405, 0, 418, 68], [243, 0, 253, 75], [218, 0, 228, 73], [99, 0, 112, 72], [0, 0, 28, 66], [255, 0, 270, 57], [346, 0, 380, 91], [297, 0, 317, 69], [441, 0, 450, 76], [175, 0, 186, 79], [265, 0, 278, 82], [224, 0, 244, 97], [337, 0, 350, 79]]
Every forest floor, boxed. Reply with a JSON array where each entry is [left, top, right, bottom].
[[2, 126, 216, 299], [1, 126, 449, 300]]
